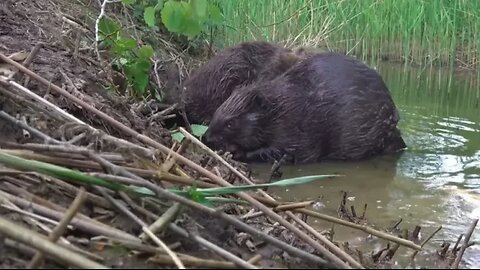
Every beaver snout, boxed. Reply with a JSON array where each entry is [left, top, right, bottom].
[[202, 128, 221, 149]]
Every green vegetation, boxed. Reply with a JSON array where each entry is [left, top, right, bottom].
[[216, 0, 480, 70], [97, 0, 224, 97]]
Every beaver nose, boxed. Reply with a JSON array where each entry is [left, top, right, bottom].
[[201, 128, 214, 146], [202, 129, 221, 149]]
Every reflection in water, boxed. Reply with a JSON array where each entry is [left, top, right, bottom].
[[249, 63, 480, 268]]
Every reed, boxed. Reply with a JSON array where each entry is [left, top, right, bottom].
[[216, 0, 480, 70]]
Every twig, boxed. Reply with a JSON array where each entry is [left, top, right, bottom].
[[411, 226, 442, 261], [0, 190, 139, 242], [247, 254, 262, 264], [288, 213, 364, 268], [0, 217, 108, 269], [28, 187, 88, 268], [0, 203, 70, 229], [0, 79, 85, 124], [138, 202, 181, 241], [95, 186, 186, 269], [360, 203, 367, 219], [451, 219, 478, 269], [452, 234, 464, 256], [167, 223, 258, 269], [241, 201, 314, 220], [22, 42, 44, 87], [389, 218, 403, 232], [1, 213, 103, 261], [411, 225, 422, 240], [117, 193, 257, 269], [0, 111, 63, 144], [94, 237, 178, 254]]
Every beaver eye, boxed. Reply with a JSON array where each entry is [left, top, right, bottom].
[[226, 120, 233, 129]]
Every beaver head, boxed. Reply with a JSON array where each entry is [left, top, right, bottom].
[[203, 85, 274, 159]]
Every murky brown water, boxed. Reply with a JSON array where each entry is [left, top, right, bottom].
[[248, 62, 480, 268]]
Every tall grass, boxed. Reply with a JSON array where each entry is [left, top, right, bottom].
[[215, 0, 480, 70]]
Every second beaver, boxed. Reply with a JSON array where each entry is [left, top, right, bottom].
[[203, 52, 407, 164], [182, 41, 305, 125]]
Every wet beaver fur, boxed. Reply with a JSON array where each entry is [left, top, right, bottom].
[[203, 52, 407, 164], [182, 41, 305, 124]]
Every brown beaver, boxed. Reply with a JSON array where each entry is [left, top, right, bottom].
[[203, 52, 407, 164], [182, 41, 305, 125]]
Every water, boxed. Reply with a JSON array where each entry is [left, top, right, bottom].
[[248, 62, 480, 268]]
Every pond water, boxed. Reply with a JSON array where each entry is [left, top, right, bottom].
[[248, 62, 480, 268]]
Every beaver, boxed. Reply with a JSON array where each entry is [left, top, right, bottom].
[[182, 41, 305, 125], [203, 52, 407, 164]]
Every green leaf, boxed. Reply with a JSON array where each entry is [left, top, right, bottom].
[[144, 6, 156, 28], [188, 187, 214, 207], [98, 17, 120, 46], [161, 0, 188, 33], [182, 17, 202, 39], [171, 132, 185, 142], [191, 0, 207, 19], [112, 37, 137, 55], [170, 124, 208, 142], [193, 175, 341, 196], [124, 59, 151, 95], [138, 45, 154, 59], [192, 124, 208, 137], [121, 0, 136, 5]]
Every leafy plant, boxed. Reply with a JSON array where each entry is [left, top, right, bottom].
[[98, 17, 154, 96], [97, 0, 224, 98]]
